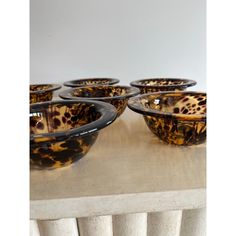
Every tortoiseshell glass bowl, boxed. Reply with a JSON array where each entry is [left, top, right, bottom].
[[128, 91, 206, 146], [30, 100, 117, 169], [63, 78, 120, 88], [130, 78, 196, 94], [59, 85, 140, 117], [30, 84, 61, 104]]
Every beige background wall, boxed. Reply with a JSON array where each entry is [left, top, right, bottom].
[[30, 0, 206, 90]]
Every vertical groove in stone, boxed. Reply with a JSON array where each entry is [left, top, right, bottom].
[[30, 220, 41, 236], [113, 213, 147, 236], [78, 215, 113, 236], [180, 208, 206, 236], [37, 218, 79, 236], [147, 210, 182, 236]]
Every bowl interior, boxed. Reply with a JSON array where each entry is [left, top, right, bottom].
[[30, 102, 101, 135], [70, 86, 133, 98], [70, 78, 117, 86], [135, 78, 192, 87], [136, 92, 206, 116], [30, 84, 53, 92]]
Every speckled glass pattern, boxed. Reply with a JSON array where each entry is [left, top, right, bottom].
[[130, 78, 196, 94], [30, 100, 117, 169], [63, 78, 120, 88], [59, 85, 140, 117], [128, 91, 206, 145], [30, 84, 61, 104]]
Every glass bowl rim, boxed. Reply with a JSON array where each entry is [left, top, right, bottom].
[[128, 91, 206, 121], [130, 78, 197, 88], [30, 99, 117, 141], [59, 85, 140, 101], [63, 78, 120, 87], [30, 84, 62, 94]]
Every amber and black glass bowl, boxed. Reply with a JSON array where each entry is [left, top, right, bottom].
[[30, 100, 117, 169], [30, 84, 61, 104], [59, 85, 140, 117], [63, 78, 120, 88], [130, 78, 196, 94], [128, 91, 206, 146]]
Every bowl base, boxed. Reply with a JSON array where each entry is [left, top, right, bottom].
[[30, 133, 98, 170]]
